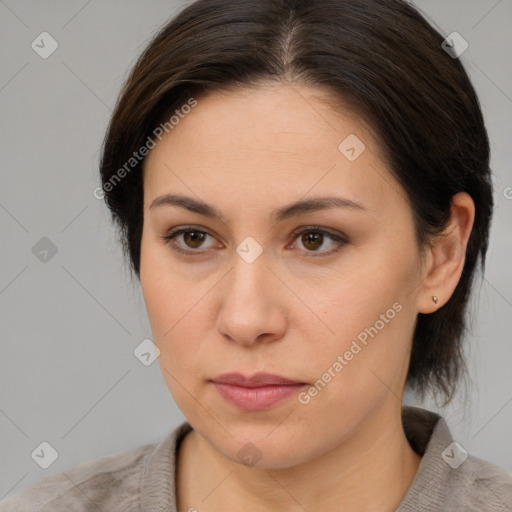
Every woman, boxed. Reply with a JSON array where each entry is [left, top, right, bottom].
[[2, 0, 511, 510]]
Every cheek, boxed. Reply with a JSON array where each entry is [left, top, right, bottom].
[[300, 258, 414, 404], [140, 233, 189, 336], [140, 240, 213, 393], [295, 304, 411, 442], [141, 271, 197, 369]]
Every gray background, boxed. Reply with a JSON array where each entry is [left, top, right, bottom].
[[1, 0, 511, 499]]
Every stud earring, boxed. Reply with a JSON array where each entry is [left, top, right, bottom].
[[432, 295, 439, 304]]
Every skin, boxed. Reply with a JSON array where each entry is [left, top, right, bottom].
[[139, 83, 475, 511]]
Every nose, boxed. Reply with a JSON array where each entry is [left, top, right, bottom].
[[215, 252, 288, 347]]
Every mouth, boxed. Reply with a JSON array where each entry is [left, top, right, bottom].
[[210, 372, 307, 411]]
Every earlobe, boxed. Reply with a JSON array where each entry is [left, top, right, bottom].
[[417, 192, 475, 314]]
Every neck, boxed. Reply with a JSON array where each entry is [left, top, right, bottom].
[[177, 402, 421, 512]]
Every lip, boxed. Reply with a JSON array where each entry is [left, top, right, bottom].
[[211, 372, 306, 411], [212, 372, 304, 387]]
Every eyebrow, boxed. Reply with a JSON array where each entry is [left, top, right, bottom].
[[149, 193, 367, 223]]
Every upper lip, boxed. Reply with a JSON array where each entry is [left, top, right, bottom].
[[211, 372, 305, 387]]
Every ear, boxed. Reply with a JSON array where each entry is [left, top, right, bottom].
[[417, 192, 475, 314]]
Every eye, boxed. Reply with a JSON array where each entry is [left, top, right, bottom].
[[160, 226, 221, 255], [287, 226, 348, 257], [160, 225, 348, 257]]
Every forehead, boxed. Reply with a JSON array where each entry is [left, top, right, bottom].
[[142, 84, 407, 219]]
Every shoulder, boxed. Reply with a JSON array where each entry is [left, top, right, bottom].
[[399, 406, 512, 511], [444, 455, 512, 511], [0, 440, 157, 512]]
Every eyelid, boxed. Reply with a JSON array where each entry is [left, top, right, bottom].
[[290, 225, 347, 241]]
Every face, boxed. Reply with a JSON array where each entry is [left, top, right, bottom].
[[140, 83, 425, 469]]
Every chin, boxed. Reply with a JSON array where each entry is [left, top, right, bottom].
[[196, 419, 324, 470]]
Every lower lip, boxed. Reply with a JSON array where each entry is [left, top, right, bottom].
[[212, 382, 305, 411]]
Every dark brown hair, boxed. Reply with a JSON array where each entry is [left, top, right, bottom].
[[99, 0, 493, 402]]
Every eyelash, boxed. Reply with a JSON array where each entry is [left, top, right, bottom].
[[160, 225, 348, 258]]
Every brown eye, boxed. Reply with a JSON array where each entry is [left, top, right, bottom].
[[301, 232, 324, 251], [161, 227, 220, 255], [182, 231, 207, 249], [161, 225, 348, 258], [290, 227, 349, 257]]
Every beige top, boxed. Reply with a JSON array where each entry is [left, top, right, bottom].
[[1, 406, 511, 511]]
